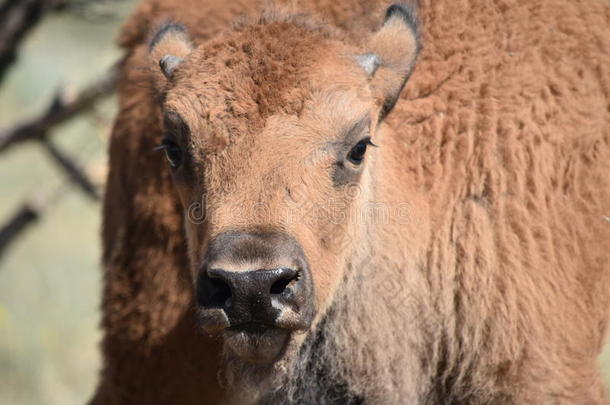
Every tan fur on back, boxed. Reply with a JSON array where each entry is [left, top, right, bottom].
[[92, 0, 610, 404]]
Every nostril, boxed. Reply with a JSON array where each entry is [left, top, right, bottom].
[[270, 278, 289, 295], [208, 277, 232, 308], [270, 271, 299, 295]]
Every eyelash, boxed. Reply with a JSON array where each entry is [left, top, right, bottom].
[[155, 137, 183, 169]]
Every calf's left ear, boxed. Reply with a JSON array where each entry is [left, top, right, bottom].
[[357, 4, 421, 120]]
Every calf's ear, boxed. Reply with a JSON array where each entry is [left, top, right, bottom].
[[148, 22, 192, 83], [357, 4, 421, 120]]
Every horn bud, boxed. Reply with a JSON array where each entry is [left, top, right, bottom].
[[159, 55, 184, 80]]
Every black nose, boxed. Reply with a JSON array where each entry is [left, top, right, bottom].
[[199, 267, 299, 317], [196, 231, 314, 332]]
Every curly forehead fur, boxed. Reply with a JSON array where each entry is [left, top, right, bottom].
[[93, 0, 610, 404], [154, 8, 363, 153]]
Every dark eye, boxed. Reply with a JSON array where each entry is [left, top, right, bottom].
[[156, 137, 183, 169], [347, 137, 374, 165]]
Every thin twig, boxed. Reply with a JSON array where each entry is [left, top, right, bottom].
[[0, 156, 102, 262], [0, 198, 42, 260], [40, 137, 100, 200], [0, 67, 117, 153]]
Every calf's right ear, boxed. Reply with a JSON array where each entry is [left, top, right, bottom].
[[148, 22, 192, 83]]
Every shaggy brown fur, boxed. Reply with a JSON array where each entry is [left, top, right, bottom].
[[92, 0, 610, 404]]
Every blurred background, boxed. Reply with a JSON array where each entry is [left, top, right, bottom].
[[0, 1, 608, 404], [0, 1, 135, 404]]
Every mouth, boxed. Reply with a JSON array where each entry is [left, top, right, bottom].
[[227, 322, 274, 333], [223, 323, 292, 364]]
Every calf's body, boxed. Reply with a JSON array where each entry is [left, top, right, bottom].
[[93, 0, 610, 403]]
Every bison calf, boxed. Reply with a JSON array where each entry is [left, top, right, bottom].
[[92, 0, 610, 404]]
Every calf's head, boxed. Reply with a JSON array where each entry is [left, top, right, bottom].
[[148, 4, 420, 366]]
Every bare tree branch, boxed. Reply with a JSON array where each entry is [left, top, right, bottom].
[[0, 0, 67, 81], [0, 147, 104, 261], [0, 198, 42, 260], [0, 67, 117, 153], [40, 137, 100, 200], [0, 1, 123, 261]]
